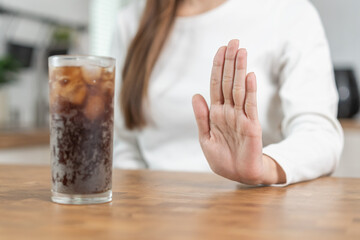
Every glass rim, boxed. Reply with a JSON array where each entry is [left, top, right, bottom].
[[49, 55, 116, 67]]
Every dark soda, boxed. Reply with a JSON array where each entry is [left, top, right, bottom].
[[49, 64, 115, 195]]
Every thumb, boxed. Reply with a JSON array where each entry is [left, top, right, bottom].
[[192, 94, 210, 141]]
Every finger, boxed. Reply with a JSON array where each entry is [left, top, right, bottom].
[[233, 48, 247, 111], [244, 72, 259, 120], [210, 46, 227, 105], [222, 39, 239, 105], [192, 94, 210, 140]]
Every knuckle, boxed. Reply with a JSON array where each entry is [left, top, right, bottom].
[[222, 75, 233, 83], [213, 59, 222, 67], [232, 84, 245, 93], [234, 104, 243, 111], [247, 89, 257, 94], [210, 77, 221, 86], [245, 101, 257, 109], [225, 53, 236, 61]]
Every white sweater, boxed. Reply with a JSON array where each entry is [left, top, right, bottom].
[[111, 0, 343, 185]]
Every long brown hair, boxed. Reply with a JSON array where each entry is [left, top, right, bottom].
[[120, 0, 181, 129]]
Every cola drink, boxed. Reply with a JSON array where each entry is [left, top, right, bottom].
[[49, 56, 115, 204]]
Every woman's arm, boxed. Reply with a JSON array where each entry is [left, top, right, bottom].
[[111, 10, 147, 169], [262, 0, 343, 185], [113, 107, 147, 169], [192, 0, 343, 186]]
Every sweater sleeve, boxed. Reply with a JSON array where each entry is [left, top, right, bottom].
[[110, 11, 147, 169], [262, 0, 344, 185]]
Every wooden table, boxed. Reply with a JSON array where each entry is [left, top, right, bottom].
[[0, 165, 360, 240], [0, 129, 49, 149], [340, 119, 360, 130]]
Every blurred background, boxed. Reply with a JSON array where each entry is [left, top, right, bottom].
[[0, 0, 359, 177]]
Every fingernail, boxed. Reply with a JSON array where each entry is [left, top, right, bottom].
[[238, 48, 247, 55], [249, 72, 256, 80], [228, 39, 239, 46]]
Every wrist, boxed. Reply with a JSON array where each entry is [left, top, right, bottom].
[[261, 154, 286, 185]]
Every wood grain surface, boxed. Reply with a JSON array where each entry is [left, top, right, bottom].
[[0, 129, 49, 149], [0, 165, 360, 240], [340, 119, 360, 130]]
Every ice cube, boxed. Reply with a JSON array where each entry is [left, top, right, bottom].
[[50, 67, 88, 105], [101, 67, 115, 82], [81, 65, 103, 86], [50, 81, 87, 106], [53, 66, 82, 82], [83, 94, 105, 120], [100, 67, 115, 96], [101, 81, 114, 96], [66, 85, 87, 105]]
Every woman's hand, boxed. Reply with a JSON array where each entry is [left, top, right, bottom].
[[192, 39, 286, 185]]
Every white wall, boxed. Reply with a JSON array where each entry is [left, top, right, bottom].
[[310, 0, 360, 80]]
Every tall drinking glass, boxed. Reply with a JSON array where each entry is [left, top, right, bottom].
[[48, 55, 115, 204]]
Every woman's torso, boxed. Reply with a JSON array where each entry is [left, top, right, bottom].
[[117, 0, 295, 171]]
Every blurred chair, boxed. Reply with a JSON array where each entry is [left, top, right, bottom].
[[335, 68, 360, 118]]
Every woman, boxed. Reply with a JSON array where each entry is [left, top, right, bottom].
[[111, 0, 343, 185]]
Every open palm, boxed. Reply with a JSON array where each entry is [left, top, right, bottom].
[[192, 39, 266, 185]]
